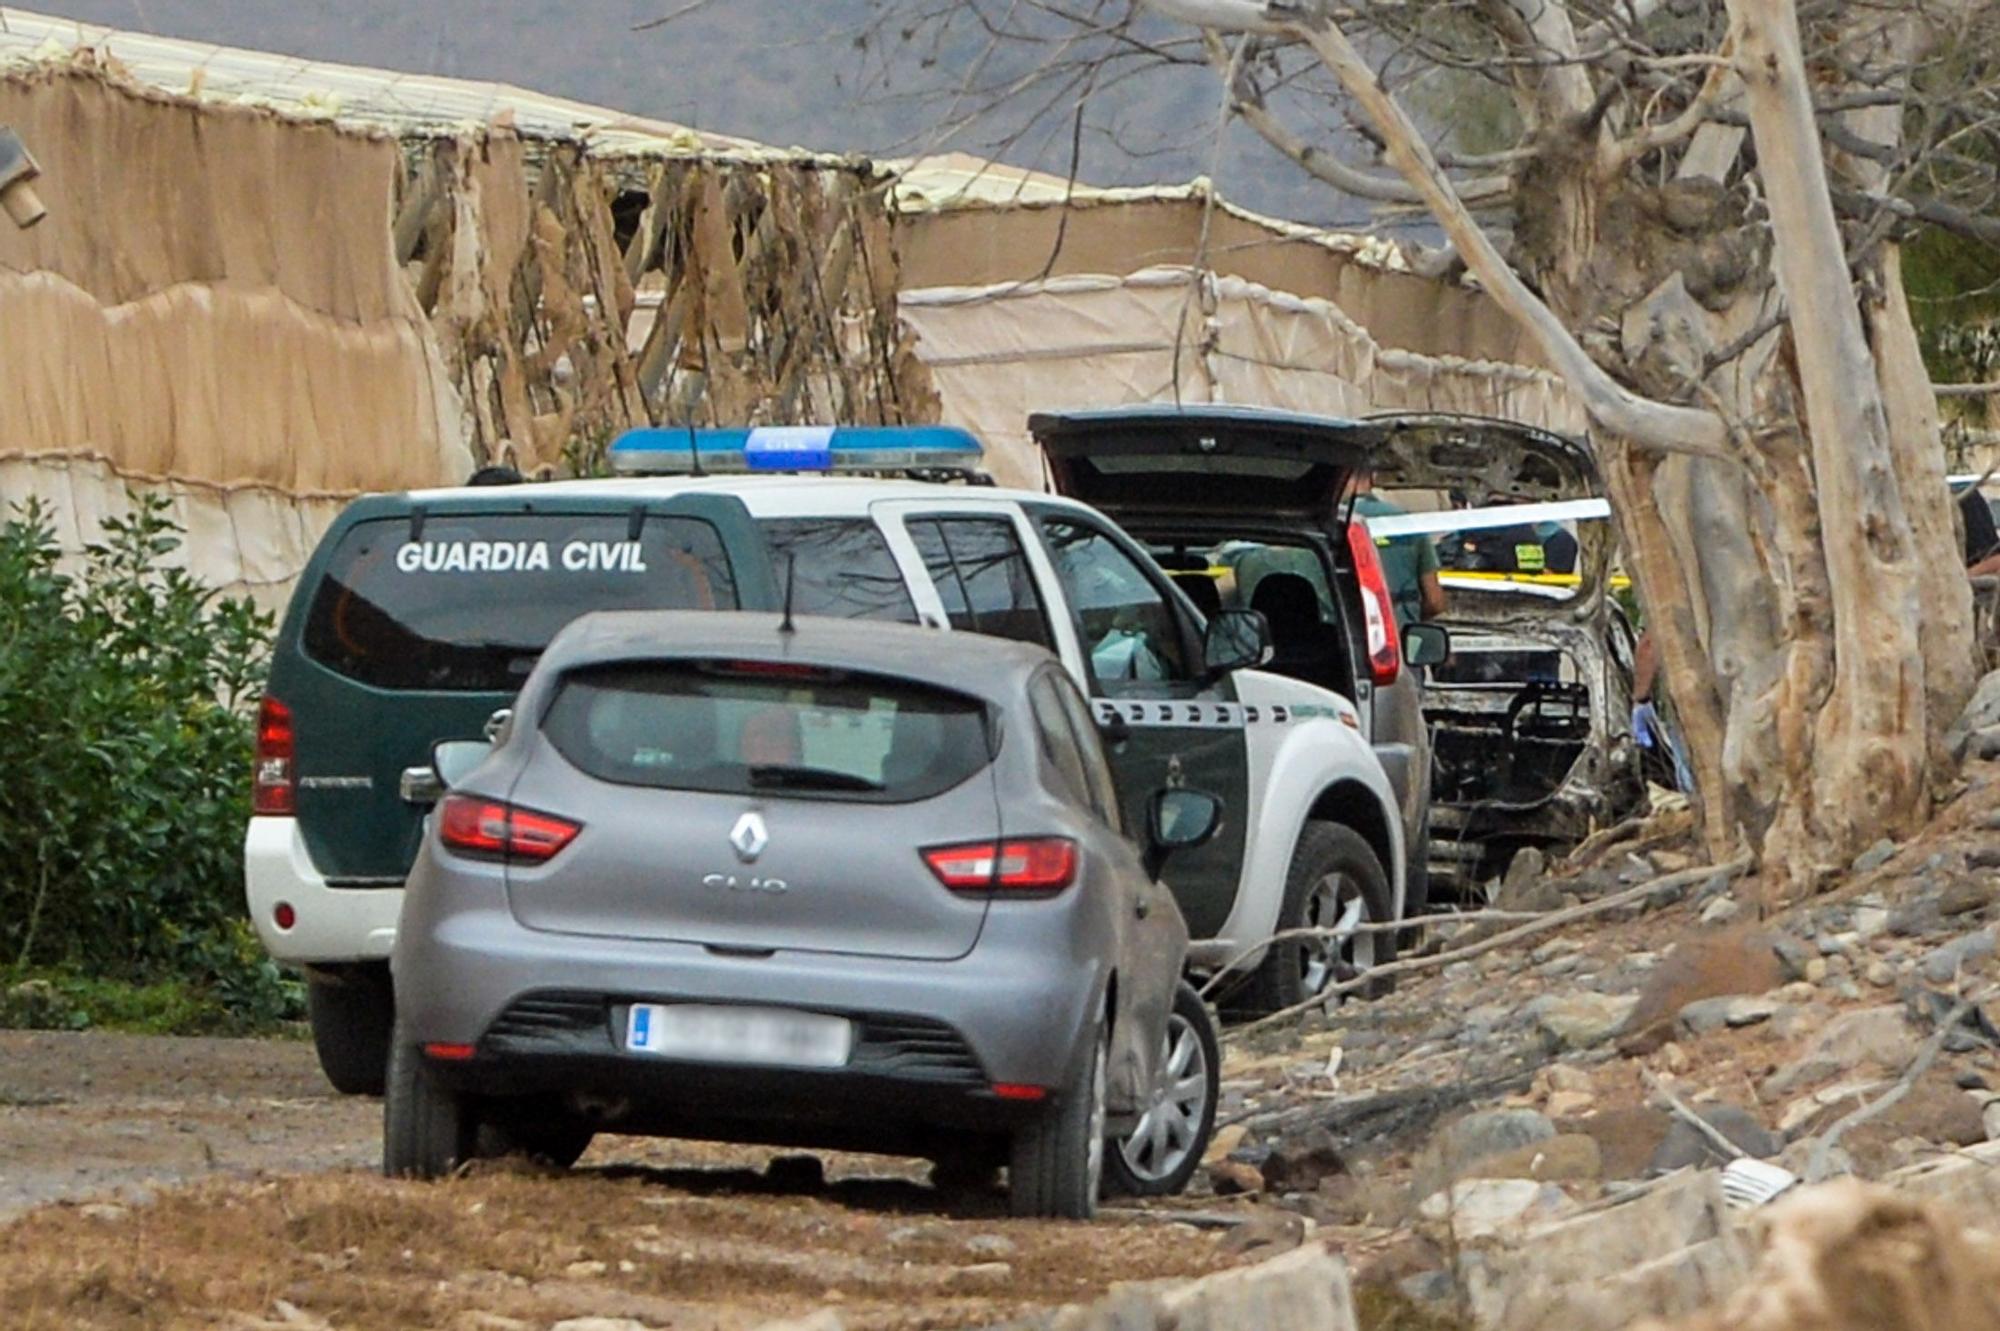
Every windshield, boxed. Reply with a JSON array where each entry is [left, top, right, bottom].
[[302, 513, 738, 691], [541, 661, 991, 803]]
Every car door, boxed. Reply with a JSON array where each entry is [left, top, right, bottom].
[[1025, 669, 1168, 1108], [1025, 507, 1250, 941]]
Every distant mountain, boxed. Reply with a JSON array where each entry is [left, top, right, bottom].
[[16, 0, 1397, 230]]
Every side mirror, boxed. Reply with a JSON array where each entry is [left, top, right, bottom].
[[1202, 608, 1273, 677], [1144, 788, 1224, 878], [1402, 622, 1451, 669], [401, 738, 493, 805], [483, 708, 514, 743]]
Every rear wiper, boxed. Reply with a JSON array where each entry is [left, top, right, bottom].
[[747, 764, 884, 793]]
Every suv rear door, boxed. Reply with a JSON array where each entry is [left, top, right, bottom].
[[268, 493, 777, 883]]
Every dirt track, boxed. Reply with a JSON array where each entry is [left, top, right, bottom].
[[0, 1031, 1234, 1329]]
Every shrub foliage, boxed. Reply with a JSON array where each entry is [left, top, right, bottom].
[[0, 494, 298, 1028]]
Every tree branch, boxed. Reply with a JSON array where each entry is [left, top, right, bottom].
[[1282, 15, 1734, 459], [1206, 37, 1514, 205]]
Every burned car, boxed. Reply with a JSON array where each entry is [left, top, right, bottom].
[[1031, 407, 1644, 908], [1358, 418, 1646, 896]]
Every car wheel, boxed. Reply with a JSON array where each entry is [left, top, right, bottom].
[[1239, 823, 1397, 1017], [1105, 981, 1219, 1198], [383, 1024, 474, 1179], [306, 965, 393, 1097], [476, 1108, 595, 1169], [1008, 1019, 1108, 1220]]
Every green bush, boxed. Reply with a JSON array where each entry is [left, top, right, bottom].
[[0, 494, 300, 1031]]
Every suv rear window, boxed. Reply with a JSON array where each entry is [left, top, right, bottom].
[[302, 514, 737, 691], [542, 661, 991, 803]]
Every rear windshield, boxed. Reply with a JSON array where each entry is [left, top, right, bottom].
[[302, 514, 738, 691], [542, 661, 990, 803]]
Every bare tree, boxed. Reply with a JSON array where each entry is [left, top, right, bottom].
[[875, 0, 1999, 889]]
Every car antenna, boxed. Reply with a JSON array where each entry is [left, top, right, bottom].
[[685, 419, 706, 478], [780, 554, 798, 634]]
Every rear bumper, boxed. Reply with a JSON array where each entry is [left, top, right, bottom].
[[393, 904, 1106, 1132], [244, 817, 402, 964]]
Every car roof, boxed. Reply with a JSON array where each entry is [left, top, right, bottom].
[[534, 610, 1060, 704], [398, 474, 1095, 520]]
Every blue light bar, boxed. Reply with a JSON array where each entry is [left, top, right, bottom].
[[609, 425, 984, 476]]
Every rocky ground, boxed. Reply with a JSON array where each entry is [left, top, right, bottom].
[[4, 759, 1998, 1329], [1168, 754, 2000, 1325]]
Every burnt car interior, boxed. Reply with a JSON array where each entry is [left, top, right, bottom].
[[1426, 645, 1593, 811]]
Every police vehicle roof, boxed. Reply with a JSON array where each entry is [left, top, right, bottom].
[[400, 474, 1099, 520]]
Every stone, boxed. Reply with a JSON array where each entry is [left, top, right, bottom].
[[1418, 1179, 1573, 1238], [1618, 931, 1792, 1054], [1546, 1063, 1594, 1094], [1677, 994, 1777, 1035], [966, 1234, 1017, 1259], [1699, 895, 1743, 926], [450, 1316, 534, 1331], [1397, 1270, 1458, 1306], [1315, 1174, 1412, 1228], [1866, 960, 1897, 987], [1217, 1209, 1308, 1260], [1660, 1042, 1691, 1074], [1946, 667, 2000, 757], [78, 1203, 128, 1221], [1571, 1105, 1673, 1180], [1852, 838, 1899, 875], [1461, 1134, 1603, 1183], [1971, 847, 2000, 871], [1530, 991, 1640, 1050], [1804, 958, 1828, 984], [1156, 1244, 1359, 1331], [1547, 1090, 1597, 1118], [1646, 1104, 1779, 1172], [1210, 1160, 1265, 1196], [1853, 906, 1891, 940], [1920, 928, 1997, 984], [1454, 1171, 1742, 1329], [563, 1260, 608, 1279], [553, 1321, 659, 1331], [949, 1262, 1014, 1286], [1260, 1127, 1348, 1194], [1766, 1005, 1921, 1094], [1890, 896, 1948, 939], [1938, 879, 1992, 918], [1986, 1099, 2000, 1144], [1203, 1122, 1248, 1166]]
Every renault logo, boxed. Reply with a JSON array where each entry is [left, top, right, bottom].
[[729, 812, 769, 863]]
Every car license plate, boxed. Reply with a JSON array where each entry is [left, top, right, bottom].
[[623, 1003, 853, 1069]]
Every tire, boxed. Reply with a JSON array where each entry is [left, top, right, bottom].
[[383, 1024, 475, 1179], [306, 965, 394, 1097], [1009, 1019, 1108, 1220], [476, 1107, 595, 1169], [1238, 822, 1398, 1017], [1105, 981, 1220, 1198]]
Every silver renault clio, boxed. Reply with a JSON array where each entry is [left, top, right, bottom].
[[386, 610, 1223, 1217]]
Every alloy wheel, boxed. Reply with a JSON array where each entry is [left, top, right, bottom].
[[1299, 871, 1376, 997], [1116, 1011, 1213, 1185]]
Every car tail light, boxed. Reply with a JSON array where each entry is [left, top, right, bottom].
[[990, 1082, 1049, 1101], [424, 1043, 477, 1061], [438, 795, 581, 863], [923, 838, 1077, 894], [1346, 519, 1403, 687], [253, 695, 296, 815]]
